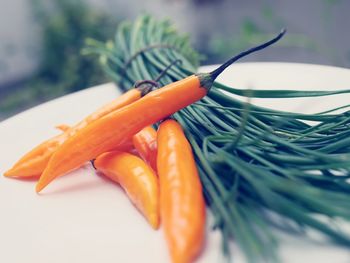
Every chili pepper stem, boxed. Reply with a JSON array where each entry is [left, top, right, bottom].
[[197, 29, 286, 90]]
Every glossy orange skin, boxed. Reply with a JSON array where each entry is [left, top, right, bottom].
[[132, 126, 158, 172], [36, 75, 207, 192], [4, 134, 66, 178], [157, 119, 206, 263], [55, 124, 71, 132], [5, 89, 141, 178], [94, 151, 159, 229]]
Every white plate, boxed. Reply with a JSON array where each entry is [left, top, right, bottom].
[[1, 63, 350, 263]]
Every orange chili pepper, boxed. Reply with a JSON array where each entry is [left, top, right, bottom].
[[94, 151, 159, 229], [4, 134, 65, 178], [36, 75, 207, 192], [4, 88, 145, 178], [55, 125, 158, 168], [157, 119, 205, 263], [132, 126, 158, 172], [56, 125, 158, 171], [35, 31, 286, 192], [55, 124, 71, 132]]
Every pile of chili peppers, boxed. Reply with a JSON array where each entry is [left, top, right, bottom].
[[5, 15, 350, 263]]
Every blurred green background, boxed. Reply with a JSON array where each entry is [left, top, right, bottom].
[[0, 0, 349, 120]]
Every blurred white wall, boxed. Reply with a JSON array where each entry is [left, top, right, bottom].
[[0, 0, 349, 89], [0, 0, 191, 88], [0, 0, 40, 87]]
